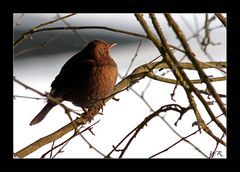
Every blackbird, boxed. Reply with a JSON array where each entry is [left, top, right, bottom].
[[30, 40, 118, 125]]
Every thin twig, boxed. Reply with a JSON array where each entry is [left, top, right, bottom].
[[14, 35, 58, 57], [149, 113, 225, 158], [13, 95, 45, 100], [49, 141, 55, 158], [117, 73, 208, 157], [56, 13, 88, 44], [14, 13, 77, 48], [118, 104, 192, 158], [124, 39, 143, 77], [14, 25, 147, 48], [41, 120, 100, 158], [208, 133, 225, 158]]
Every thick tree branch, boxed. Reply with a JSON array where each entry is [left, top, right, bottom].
[[215, 13, 227, 27]]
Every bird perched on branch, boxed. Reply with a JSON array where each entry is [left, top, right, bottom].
[[30, 40, 118, 125]]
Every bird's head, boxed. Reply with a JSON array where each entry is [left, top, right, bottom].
[[87, 40, 117, 54]]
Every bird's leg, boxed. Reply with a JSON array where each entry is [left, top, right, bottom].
[[98, 100, 105, 114], [85, 102, 105, 121], [86, 109, 94, 122], [81, 107, 92, 121], [81, 106, 96, 122]]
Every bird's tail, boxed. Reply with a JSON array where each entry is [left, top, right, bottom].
[[30, 102, 55, 125]]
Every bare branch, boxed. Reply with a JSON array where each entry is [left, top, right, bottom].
[[164, 14, 226, 117], [215, 13, 227, 27]]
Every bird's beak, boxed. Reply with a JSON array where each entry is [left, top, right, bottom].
[[109, 43, 117, 49]]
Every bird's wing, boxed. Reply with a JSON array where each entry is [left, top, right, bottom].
[[50, 52, 96, 98]]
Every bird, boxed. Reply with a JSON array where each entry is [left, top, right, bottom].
[[30, 40, 118, 125]]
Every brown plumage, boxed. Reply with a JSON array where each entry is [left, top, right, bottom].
[[30, 40, 118, 125]]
